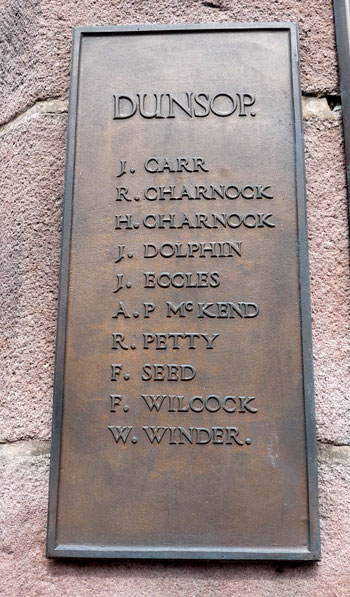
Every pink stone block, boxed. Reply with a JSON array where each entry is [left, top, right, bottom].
[[0, 0, 339, 126], [0, 442, 349, 595], [304, 118, 350, 445], [0, 113, 66, 441]]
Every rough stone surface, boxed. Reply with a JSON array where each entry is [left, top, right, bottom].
[[0, 98, 68, 136], [0, 110, 65, 441], [0, 0, 338, 126], [0, 440, 349, 596], [302, 97, 341, 121], [304, 117, 350, 445]]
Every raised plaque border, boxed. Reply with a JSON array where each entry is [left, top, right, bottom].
[[47, 22, 320, 561]]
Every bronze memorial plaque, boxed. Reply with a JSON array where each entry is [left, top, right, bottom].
[[47, 24, 320, 560]]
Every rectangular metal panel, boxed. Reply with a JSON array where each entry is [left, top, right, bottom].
[[47, 23, 320, 560]]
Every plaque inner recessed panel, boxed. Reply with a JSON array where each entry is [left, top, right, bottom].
[[47, 24, 320, 560]]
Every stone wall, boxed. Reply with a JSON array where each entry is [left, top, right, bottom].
[[1, 1, 349, 595]]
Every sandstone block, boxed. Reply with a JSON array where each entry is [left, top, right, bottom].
[[0, 0, 339, 126]]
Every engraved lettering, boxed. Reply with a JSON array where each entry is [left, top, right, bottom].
[[166, 301, 193, 318], [115, 214, 134, 229], [140, 394, 257, 413], [110, 395, 122, 411], [116, 186, 130, 201], [210, 93, 237, 116], [111, 334, 128, 350], [112, 302, 131, 319], [113, 274, 124, 293], [141, 184, 273, 201], [168, 395, 189, 412], [141, 426, 246, 445], [141, 213, 275, 229], [143, 241, 242, 259], [144, 302, 155, 318], [142, 426, 168, 444], [141, 394, 167, 411], [116, 160, 127, 178], [197, 302, 259, 319], [143, 271, 220, 289], [115, 244, 126, 263], [141, 364, 196, 381], [238, 93, 255, 116], [113, 94, 137, 119], [110, 364, 122, 379], [166, 301, 259, 319], [108, 425, 133, 443], [137, 93, 165, 118], [144, 156, 209, 173], [142, 332, 219, 350], [113, 92, 256, 119]]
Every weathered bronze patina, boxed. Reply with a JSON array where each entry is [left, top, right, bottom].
[[47, 24, 320, 560]]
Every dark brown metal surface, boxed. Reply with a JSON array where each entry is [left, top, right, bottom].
[[47, 23, 320, 560]]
